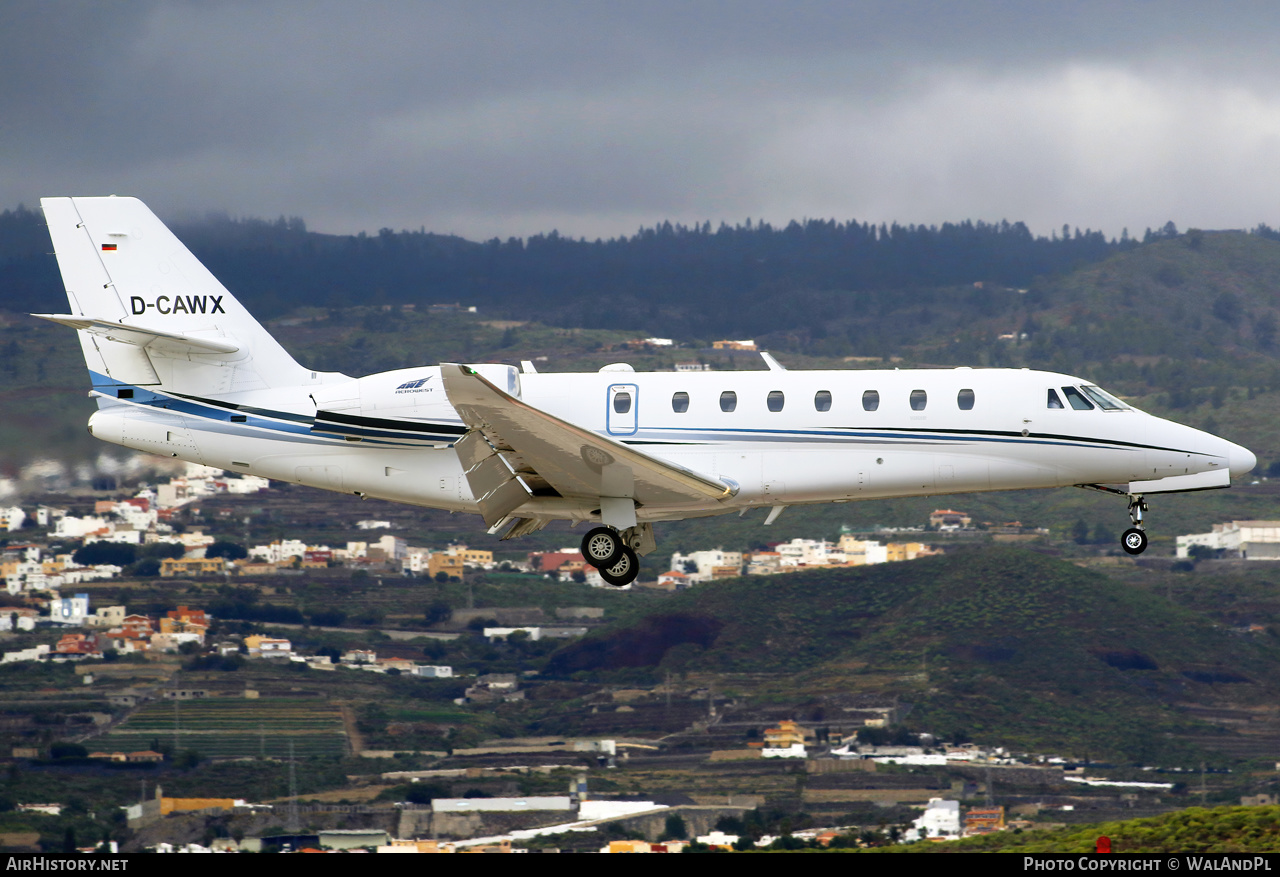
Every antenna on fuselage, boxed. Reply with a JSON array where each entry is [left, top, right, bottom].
[[759, 351, 786, 371]]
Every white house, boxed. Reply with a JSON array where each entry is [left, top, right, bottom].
[[52, 593, 90, 625], [837, 536, 890, 565], [775, 538, 842, 567], [0, 609, 38, 632], [1, 644, 50, 664], [906, 798, 961, 841], [412, 665, 453, 678], [1177, 521, 1280, 560], [1, 507, 26, 532], [669, 548, 744, 583], [249, 539, 308, 564], [54, 516, 111, 539]]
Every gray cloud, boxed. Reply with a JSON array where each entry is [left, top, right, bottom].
[[5, 2, 1280, 240]]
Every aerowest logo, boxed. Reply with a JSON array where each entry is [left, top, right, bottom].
[[130, 295, 225, 315], [395, 377, 434, 394]]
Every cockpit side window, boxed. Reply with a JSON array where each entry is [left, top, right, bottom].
[[1080, 385, 1127, 410], [1047, 389, 1064, 409], [1061, 386, 1094, 410]]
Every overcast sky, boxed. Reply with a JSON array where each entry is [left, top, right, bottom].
[[6, 1, 1280, 241]]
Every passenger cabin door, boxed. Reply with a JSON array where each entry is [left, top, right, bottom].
[[606, 383, 638, 436]]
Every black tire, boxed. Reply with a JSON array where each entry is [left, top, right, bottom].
[[1121, 528, 1148, 555], [581, 527, 622, 568], [597, 546, 639, 587]]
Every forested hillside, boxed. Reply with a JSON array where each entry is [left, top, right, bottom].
[[542, 548, 1280, 764], [0, 203, 1121, 335]]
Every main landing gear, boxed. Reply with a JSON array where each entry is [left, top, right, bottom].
[[1077, 485, 1149, 556], [580, 526, 642, 587]]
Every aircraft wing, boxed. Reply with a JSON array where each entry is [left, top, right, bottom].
[[440, 363, 735, 526]]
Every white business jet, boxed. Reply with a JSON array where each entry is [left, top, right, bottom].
[[35, 197, 1257, 586]]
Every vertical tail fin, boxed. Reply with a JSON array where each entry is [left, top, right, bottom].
[[40, 196, 313, 396]]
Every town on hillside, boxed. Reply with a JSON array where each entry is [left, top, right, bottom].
[[1, 464, 1279, 852]]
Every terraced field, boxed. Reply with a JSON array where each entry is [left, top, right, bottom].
[[93, 699, 347, 758]]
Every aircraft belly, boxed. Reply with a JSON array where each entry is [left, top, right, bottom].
[[186, 426, 476, 511]]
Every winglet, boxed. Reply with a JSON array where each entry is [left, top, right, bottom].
[[760, 351, 786, 371]]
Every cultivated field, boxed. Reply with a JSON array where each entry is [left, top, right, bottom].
[[92, 699, 347, 758]]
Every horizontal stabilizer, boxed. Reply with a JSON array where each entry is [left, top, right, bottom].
[[32, 314, 240, 356]]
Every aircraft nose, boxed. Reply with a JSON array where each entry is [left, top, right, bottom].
[[1228, 441, 1258, 478]]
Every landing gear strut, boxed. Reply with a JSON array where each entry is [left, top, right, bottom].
[[1076, 484, 1149, 556], [1121, 494, 1148, 556]]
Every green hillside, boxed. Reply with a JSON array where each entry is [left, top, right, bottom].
[[548, 548, 1280, 764]]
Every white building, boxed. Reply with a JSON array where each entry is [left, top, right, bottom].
[[249, 539, 309, 564], [85, 606, 127, 628], [374, 535, 407, 561], [906, 798, 961, 841], [775, 538, 843, 567], [1, 644, 50, 664], [52, 593, 90, 625], [669, 548, 744, 583], [1177, 521, 1280, 560], [54, 516, 112, 539], [761, 743, 807, 759], [61, 565, 121, 584], [484, 627, 542, 641], [0, 609, 37, 632], [84, 528, 142, 545], [412, 665, 453, 678], [837, 536, 890, 565], [1, 507, 26, 532], [36, 506, 66, 527], [224, 475, 269, 494]]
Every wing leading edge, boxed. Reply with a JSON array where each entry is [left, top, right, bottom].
[[440, 363, 736, 527]]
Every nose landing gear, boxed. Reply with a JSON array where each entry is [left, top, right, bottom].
[[1121, 495, 1148, 556], [1076, 484, 1150, 555]]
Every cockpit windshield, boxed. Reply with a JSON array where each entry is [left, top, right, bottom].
[[1060, 386, 1094, 410], [1080, 385, 1128, 411]]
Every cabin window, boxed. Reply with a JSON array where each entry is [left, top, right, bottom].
[[1047, 389, 1064, 409], [720, 390, 737, 412], [1081, 385, 1127, 410], [613, 391, 632, 414], [910, 389, 927, 411], [957, 389, 975, 410], [767, 390, 785, 412], [671, 391, 689, 413], [814, 390, 832, 412], [1061, 386, 1094, 410], [862, 390, 879, 411]]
